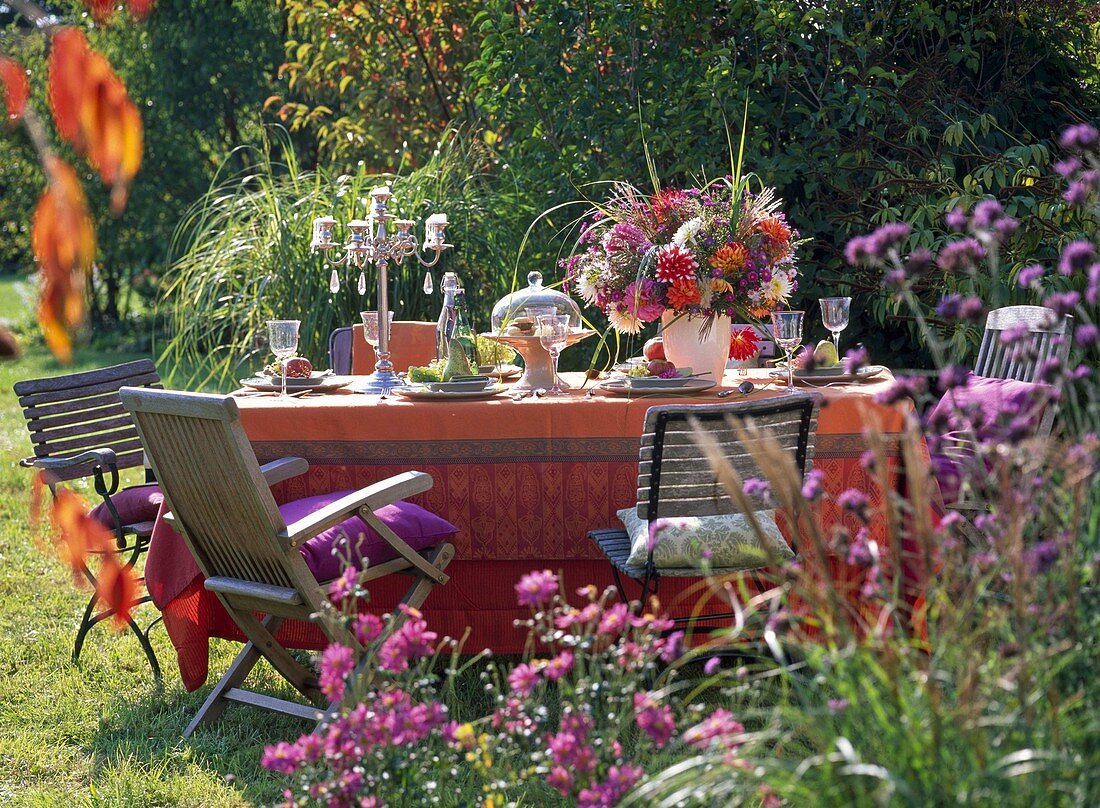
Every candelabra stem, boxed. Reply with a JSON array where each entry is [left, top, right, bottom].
[[360, 258, 405, 394]]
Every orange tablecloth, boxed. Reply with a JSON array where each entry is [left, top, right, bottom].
[[146, 369, 924, 691]]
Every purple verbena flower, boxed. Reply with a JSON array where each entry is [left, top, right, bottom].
[[1025, 540, 1059, 574], [801, 468, 826, 502], [1059, 240, 1095, 276], [743, 477, 771, 497], [1075, 323, 1099, 348], [843, 346, 870, 374], [873, 374, 927, 405], [938, 364, 970, 391], [936, 293, 985, 322], [828, 698, 850, 714], [937, 238, 987, 272], [970, 199, 1003, 230], [1017, 263, 1045, 287], [945, 206, 968, 232], [837, 489, 870, 521], [1059, 123, 1099, 152], [1054, 157, 1081, 177], [1044, 291, 1080, 316]]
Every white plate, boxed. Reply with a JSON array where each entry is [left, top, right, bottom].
[[240, 375, 350, 392], [394, 384, 507, 401], [596, 378, 717, 397], [768, 365, 886, 383], [425, 378, 494, 393]]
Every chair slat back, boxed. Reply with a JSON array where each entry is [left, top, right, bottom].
[[974, 306, 1072, 383], [119, 388, 298, 589], [14, 359, 162, 482], [638, 394, 821, 521]]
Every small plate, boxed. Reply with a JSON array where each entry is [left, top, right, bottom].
[[256, 369, 333, 386], [479, 363, 522, 380], [625, 368, 702, 390], [239, 375, 351, 392], [395, 384, 507, 401], [769, 365, 886, 383], [596, 378, 717, 397]]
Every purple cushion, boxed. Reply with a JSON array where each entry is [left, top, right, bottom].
[[89, 483, 163, 530], [282, 490, 458, 581], [927, 373, 1051, 444]]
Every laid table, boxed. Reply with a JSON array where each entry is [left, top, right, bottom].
[[146, 368, 924, 691]]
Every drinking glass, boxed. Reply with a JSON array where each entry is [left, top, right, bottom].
[[267, 319, 300, 397], [819, 296, 851, 354], [771, 310, 805, 395], [537, 314, 570, 396], [360, 310, 395, 353]]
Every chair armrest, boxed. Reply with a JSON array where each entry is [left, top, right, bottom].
[[21, 447, 118, 471], [260, 457, 309, 487], [279, 470, 433, 547]]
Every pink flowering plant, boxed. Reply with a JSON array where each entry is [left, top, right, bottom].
[[562, 179, 800, 334]]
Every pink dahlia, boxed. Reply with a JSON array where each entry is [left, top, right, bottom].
[[623, 279, 665, 322], [655, 244, 698, 283]]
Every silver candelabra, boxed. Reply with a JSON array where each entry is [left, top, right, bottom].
[[310, 185, 451, 393]]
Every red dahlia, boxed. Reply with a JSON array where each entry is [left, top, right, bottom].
[[655, 244, 698, 283]]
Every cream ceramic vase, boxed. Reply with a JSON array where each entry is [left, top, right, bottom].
[[660, 311, 731, 385]]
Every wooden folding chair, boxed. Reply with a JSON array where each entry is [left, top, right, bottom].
[[15, 359, 163, 677], [118, 387, 455, 736], [589, 394, 821, 627]]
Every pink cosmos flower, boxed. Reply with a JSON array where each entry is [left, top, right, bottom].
[[319, 643, 355, 701], [544, 650, 574, 681], [508, 662, 541, 696], [352, 613, 383, 645], [547, 765, 575, 796], [634, 692, 676, 747], [261, 740, 302, 775], [683, 707, 745, 750], [377, 609, 437, 672], [598, 603, 630, 636], [328, 566, 359, 601], [515, 568, 559, 608]]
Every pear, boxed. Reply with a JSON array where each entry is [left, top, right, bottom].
[[813, 339, 839, 368], [442, 338, 474, 380]]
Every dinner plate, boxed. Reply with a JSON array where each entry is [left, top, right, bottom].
[[596, 378, 717, 397], [768, 364, 886, 383], [394, 384, 507, 401], [239, 375, 351, 392], [425, 378, 494, 393], [252, 369, 334, 386]]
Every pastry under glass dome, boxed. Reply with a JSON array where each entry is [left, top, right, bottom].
[[483, 271, 593, 391], [491, 271, 583, 333]]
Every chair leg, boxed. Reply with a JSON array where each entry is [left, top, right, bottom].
[[73, 562, 161, 678], [185, 630, 268, 737]]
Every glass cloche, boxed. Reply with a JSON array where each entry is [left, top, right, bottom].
[[490, 271, 583, 334]]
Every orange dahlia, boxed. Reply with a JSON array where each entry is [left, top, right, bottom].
[[666, 279, 702, 310], [709, 242, 748, 274], [759, 216, 791, 243]]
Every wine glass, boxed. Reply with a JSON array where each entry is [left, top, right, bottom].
[[771, 310, 805, 395], [360, 310, 395, 360], [819, 297, 851, 354], [267, 319, 300, 397], [536, 314, 570, 396]]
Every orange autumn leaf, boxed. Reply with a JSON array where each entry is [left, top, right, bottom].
[[32, 157, 96, 363], [82, 0, 116, 23], [128, 0, 156, 20], [48, 28, 143, 212], [96, 555, 140, 629], [0, 57, 29, 122], [49, 488, 139, 630]]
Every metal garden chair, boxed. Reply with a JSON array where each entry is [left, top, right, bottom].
[[15, 359, 163, 677]]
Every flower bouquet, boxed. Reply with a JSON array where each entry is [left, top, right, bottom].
[[563, 179, 800, 336]]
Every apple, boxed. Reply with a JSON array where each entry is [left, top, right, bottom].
[[284, 357, 313, 378], [643, 337, 665, 361], [647, 359, 675, 377]]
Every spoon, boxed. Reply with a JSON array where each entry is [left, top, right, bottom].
[[718, 380, 755, 398], [533, 388, 547, 398]]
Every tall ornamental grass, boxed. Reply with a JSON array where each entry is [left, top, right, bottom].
[[158, 129, 528, 387]]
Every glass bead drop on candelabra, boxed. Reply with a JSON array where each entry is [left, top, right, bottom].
[[267, 319, 300, 397], [423, 271, 434, 295], [357, 271, 367, 296], [771, 310, 805, 395], [328, 267, 340, 295], [537, 314, 570, 396]]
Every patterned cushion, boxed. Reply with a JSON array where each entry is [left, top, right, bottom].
[[618, 507, 793, 571]]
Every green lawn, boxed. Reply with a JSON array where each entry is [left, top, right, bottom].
[[0, 280, 296, 806]]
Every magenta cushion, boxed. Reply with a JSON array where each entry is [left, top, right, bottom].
[[89, 483, 163, 530], [928, 373, 1050, 442], [282, 490, 458, 581]]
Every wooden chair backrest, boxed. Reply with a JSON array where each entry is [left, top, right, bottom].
[[638, 393, 821, 521], [119, 387, 304, 590], [974, 305, 1072, 383], [14, 359, 162, 483]]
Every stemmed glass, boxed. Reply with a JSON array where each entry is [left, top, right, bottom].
[[360, 310, 395, 366], [267, 319, 300, 397], [536, 314, 570, 396], [771, 310, 805, 395], [819, 297, 851, 354]]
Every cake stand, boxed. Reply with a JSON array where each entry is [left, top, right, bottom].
[[480, 330, 596, 392]]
